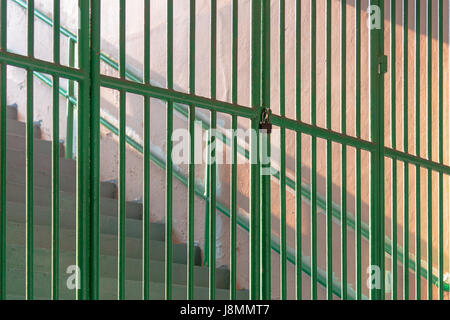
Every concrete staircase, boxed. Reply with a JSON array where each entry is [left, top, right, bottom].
[[3, 104, 248, 300]]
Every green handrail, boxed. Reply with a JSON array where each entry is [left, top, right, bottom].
[[12, 0, 448, 294]]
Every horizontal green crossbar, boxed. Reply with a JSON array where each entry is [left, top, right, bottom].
[[99, 75, 257, 119], [0, 50, 84, 81]]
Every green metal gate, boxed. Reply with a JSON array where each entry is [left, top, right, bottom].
[[0, 0, 448, 300]]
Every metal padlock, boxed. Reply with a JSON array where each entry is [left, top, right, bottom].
[[259, 108, 272, 134], [259, 122, 272, 134]]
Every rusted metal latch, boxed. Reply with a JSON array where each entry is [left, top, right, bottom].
[[259, 107, 272, 134]]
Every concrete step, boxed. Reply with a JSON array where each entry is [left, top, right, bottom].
[[7, 133, 65, 158], [5, 182, 141, 219], [7, 104, 18, 120], [5, 268, 248, 300], [6, 183, 142, 219], [6, 167, 116, 199], [6, 221, 202, 265], [7, 119, 41, 139], [6, 201, 164, 240], [7, 148, 75, 177], [6, 245, 229, 290]]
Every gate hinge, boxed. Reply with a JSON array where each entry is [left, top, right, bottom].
[[378, 55, 388, 75]]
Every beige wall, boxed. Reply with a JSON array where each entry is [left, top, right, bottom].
[[5, 0, 449, 299]]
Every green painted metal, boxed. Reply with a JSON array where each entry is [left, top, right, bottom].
[[26, 0, 35, 300], [279, 0, 287, 301], [204, 134, 210, 269], [118, 0, 126, 300], [66, 39, 75, 160], [369, 0, 385, 301], [209, 0, 217, 301], [166, 0, 174, 301], [426, 0, 433, 300], [340, 0, 347, 301], [325, 0, 333, 300], [0, 50, 84, 81], [261, 0, 271, 301], [77, 0, 92, 300], [142, 0, 151, 300], [310, 0, 318, 300], [414, 0, 421, 301], [42, 66, 450, 296], [295, 0, 302, 301], [91, 113, 358, 301], [437, 0, 444, 301], [51, 0, 61, 300], [2, 0, 449, 302], [0, 0, 7, 302], [403, 0, 409, 300], [390, 0, 397, 301], [90, 0, 101, 301], [187, 0, 195, 301], [355, 0, 362, 300], [230, 0, 238, 301], [250, 0, 261, 301]]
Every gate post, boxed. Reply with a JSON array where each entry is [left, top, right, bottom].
[[89, 0, 101, 300], [260, 0, 271, 300], [77, 0, 92, 300], [250, 0, 262, 300], [369, 0, 386, 300]]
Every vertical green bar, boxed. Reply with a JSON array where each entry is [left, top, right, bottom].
[[250, 0, 261, 300], [369, 0, 385, 301], [340, 0, 347, 301], [426, 0, 432, 300], [414, 0, 421, 301], [143, 0, 151, 300], [310, 0, 318, 300], [187, 0, 195, 301], [325, 0, 333, 301], [66, 39, 75, 160], [51, 0, 61, 301], [295, 0, 302, 301], [279, 0, 287, 301], [402, 0, 409, 300], [390, 0, 398, 301], [0, 0, 7, 301], [209, 0, 217, 300], [355, 0, 362, 300], [77, 0, 91, 300], [118, 0, 127, 300], [26, 0, 35, 300], [260, 0, 271, 300], [90, 0, 101, 301], [203, 147, 210, 268], [437, 0, 444, 301], [230, 0, 238, 301], [166, 0, 174, 300]]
